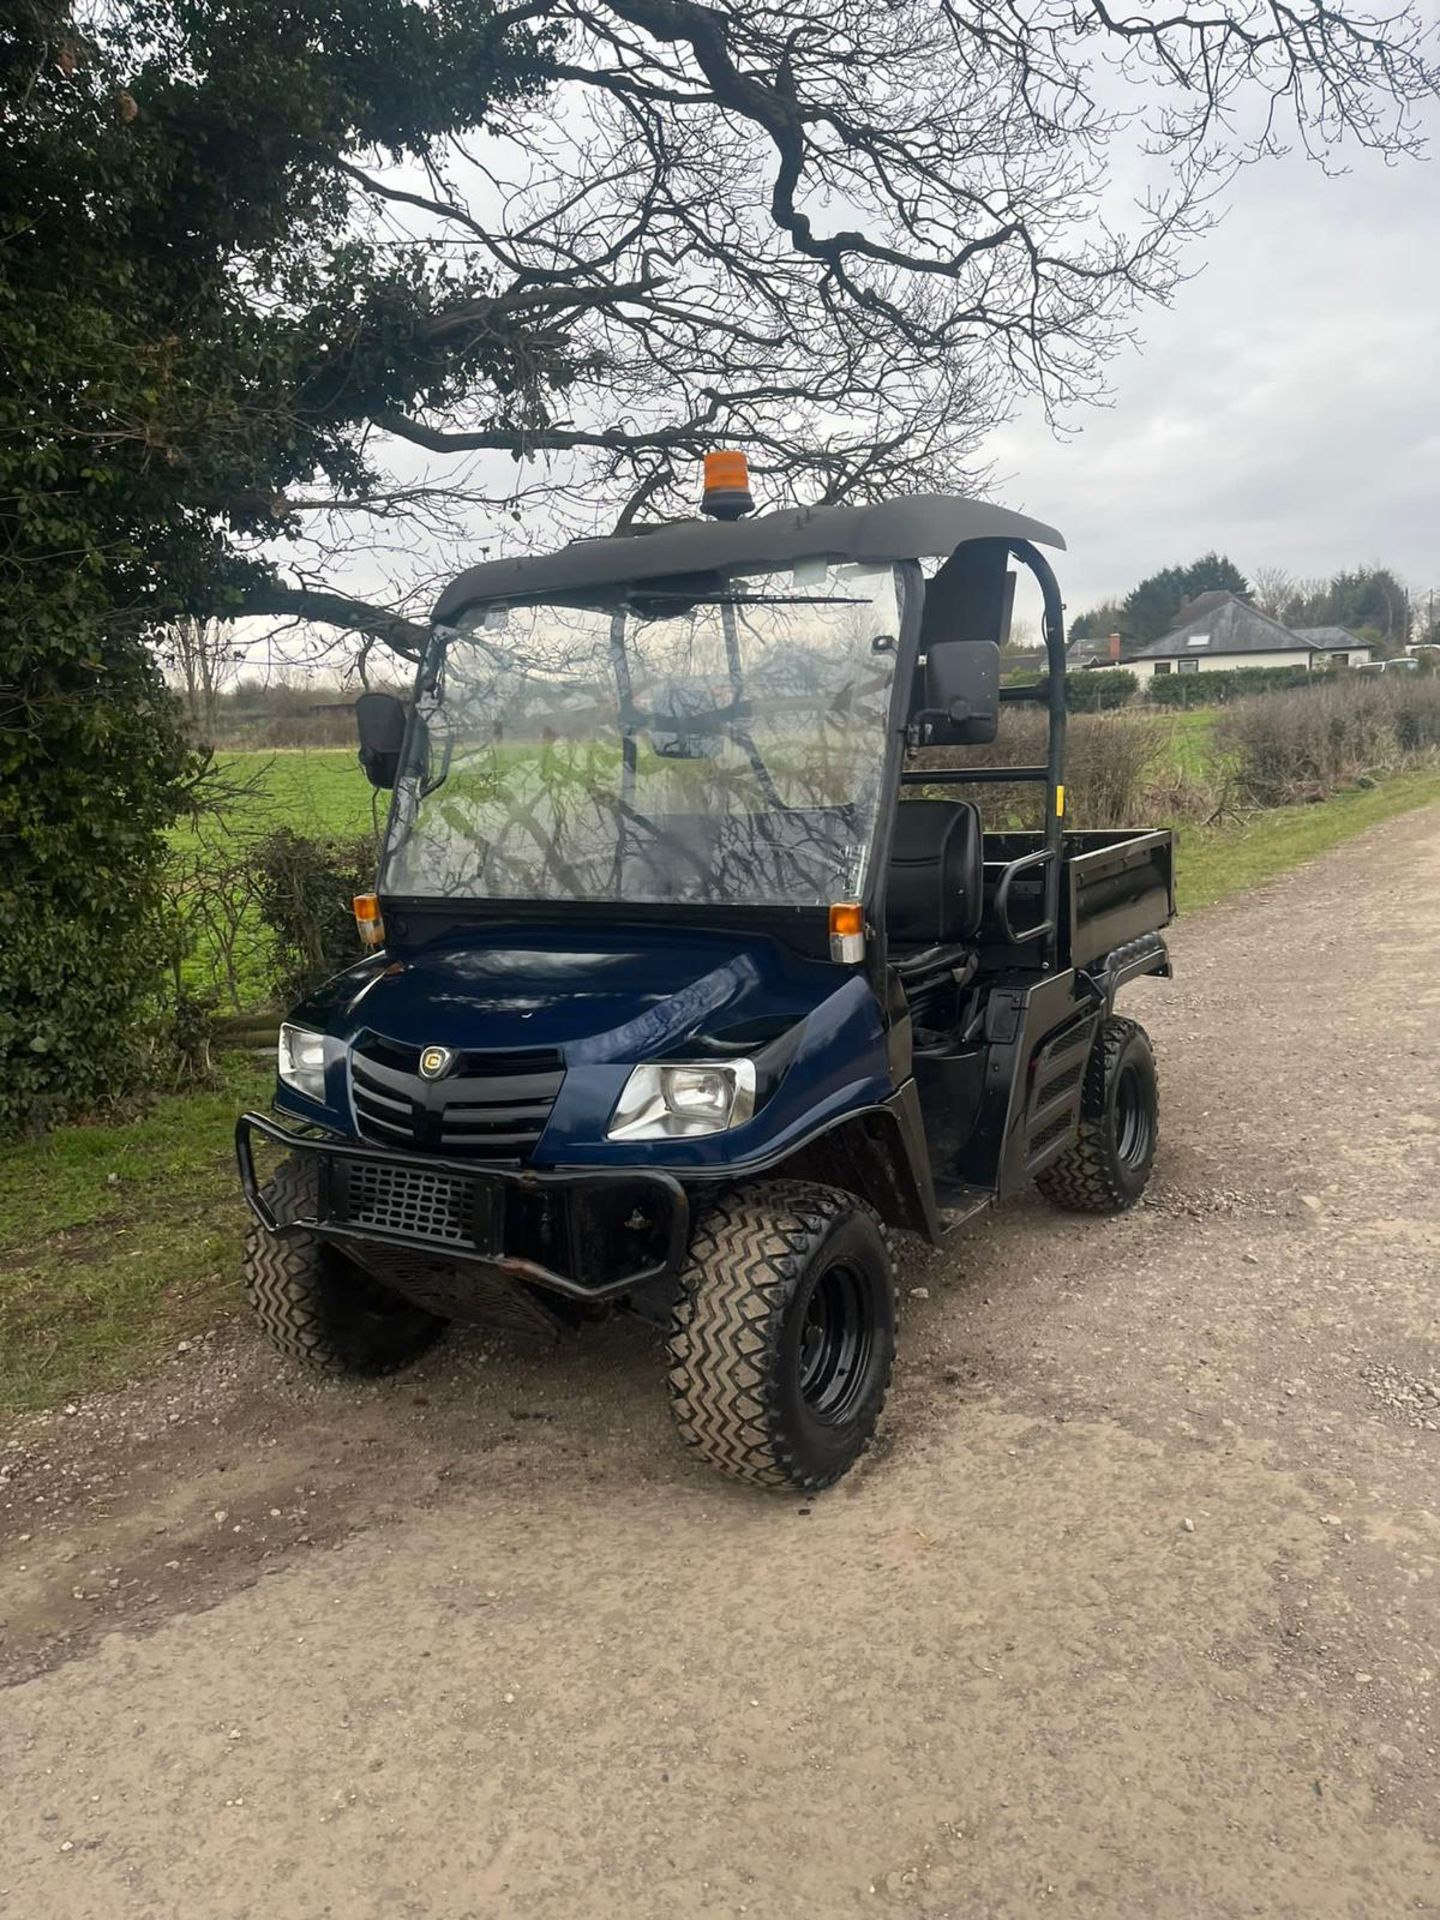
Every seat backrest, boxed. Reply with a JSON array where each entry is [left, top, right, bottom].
[[885, 799, 983, 948], [619, 807, 858, 902]]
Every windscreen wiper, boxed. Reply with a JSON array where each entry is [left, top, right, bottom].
[[630, 593, 869, 608]]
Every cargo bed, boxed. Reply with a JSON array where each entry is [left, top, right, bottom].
[[979, 828, 1175, 969]]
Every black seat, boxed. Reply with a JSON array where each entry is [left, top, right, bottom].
[[619, 807, 859, 901], [885, 799, 983, 952]]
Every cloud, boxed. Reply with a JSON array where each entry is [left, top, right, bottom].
[[989, 122, 1440, 613]]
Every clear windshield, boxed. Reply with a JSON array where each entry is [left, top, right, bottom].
[[382, 562, 908, 909]]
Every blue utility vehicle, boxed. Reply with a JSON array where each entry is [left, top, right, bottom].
[[238, 467, 1173, 1490]]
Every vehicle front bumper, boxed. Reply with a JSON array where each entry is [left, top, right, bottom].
[[236, 1112, 689, 1302]]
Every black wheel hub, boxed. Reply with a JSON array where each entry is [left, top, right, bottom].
[[797, 1262, 875, 1422], [1114, 1062, 1155, 1168]]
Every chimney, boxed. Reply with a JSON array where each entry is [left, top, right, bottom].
[[1108, 631, 1122, 663]]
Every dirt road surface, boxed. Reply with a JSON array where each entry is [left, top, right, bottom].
[[3, 808, 1438, 1919]]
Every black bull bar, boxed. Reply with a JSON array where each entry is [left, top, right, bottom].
[[236, 1112, 689, 1302]]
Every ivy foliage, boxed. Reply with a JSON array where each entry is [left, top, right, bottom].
[[251, 828, 378, 1009], [0, 0, 555, 1132]]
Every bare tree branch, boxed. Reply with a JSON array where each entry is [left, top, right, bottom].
[[250, 0, 1437, 652], [238, 583, 432, 660]]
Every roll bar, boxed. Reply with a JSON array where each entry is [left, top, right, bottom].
[[897, 538, 1068, 970], [1016, 539, 1068, 963]]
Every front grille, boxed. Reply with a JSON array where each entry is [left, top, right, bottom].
[[349, 1034, 564, 1161], [339, 1160, 474, 1245]]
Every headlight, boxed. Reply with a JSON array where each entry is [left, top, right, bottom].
[[277, 1023, 330, 1102], [608, 1060, 757, 1141]]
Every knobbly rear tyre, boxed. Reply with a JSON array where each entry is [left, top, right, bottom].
[[244, 1156, 447, 1375], [666, 1181, 895, 1492], [1035, 1016, 1158, 1215]]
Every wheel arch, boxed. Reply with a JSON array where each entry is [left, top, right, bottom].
[[715, 1090, 939, 1241]]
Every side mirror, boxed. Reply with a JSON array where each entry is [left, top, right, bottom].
[[921, 640, 1000, 745], [354, 692, 408, 790]]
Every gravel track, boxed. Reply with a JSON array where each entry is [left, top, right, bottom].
[[2, 806, 1437, 1918]]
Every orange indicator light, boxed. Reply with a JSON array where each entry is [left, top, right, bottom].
[[353, 892, 386, 948], [829, 901, 866, 964]]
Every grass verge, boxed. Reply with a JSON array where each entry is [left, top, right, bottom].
[[0, 1057, 268, 1414], [1176, 767, 1440, 910]]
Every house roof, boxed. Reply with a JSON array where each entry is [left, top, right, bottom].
[[1174, 589, 1236, 623], [1126, 595, 1313, 661], [1292, 626, 1366, 651], [433, 493, 1065, 624], [1066, 628, 1128, 666]]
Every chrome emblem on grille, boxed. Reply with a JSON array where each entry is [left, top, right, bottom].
[[418, 1045, 454, 1080]]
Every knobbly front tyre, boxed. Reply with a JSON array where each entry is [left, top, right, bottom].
[[1035, 1015, 1158, 1214], [243, 1156, 448, 1375], [666, 1181, 895, 1492]]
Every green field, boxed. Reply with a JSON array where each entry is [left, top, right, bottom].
[[210, 715, 1220, 840], [173, 750, 382, 1010], [178, 722, 1413, 1006], [189, 747, 380, 843], [217, 715, 1223, 819], [204, 731, 1438, 930], [1155, 708, 1226, 783]]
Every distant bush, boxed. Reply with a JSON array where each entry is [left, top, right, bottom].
[[1146, 664, 1314, 708], [911, 705, 1162, 829], [251, 829, 378, 1006], [1062, 710, 1162, 823], [1390, 676, 1440, 753], [1218, 676, 1440, 805], [206, 678, 410, 750], [1066, 669, 1137, 712]]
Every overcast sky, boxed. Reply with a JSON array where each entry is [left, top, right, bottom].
[[992, 117, 1440, 622]]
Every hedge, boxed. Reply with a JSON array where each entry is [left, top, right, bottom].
[[1218, 675, 1440, 804], [1145, 664, 1316, 708], [1065, 668, 1137, 712]]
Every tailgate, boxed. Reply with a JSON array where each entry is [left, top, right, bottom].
[[1066, 830, 1175, 970]]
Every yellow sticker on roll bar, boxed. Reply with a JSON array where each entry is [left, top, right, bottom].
[[1056, 783, 1066, 817]]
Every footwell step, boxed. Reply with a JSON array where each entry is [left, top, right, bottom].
[[931, 1181, 993, 1233]]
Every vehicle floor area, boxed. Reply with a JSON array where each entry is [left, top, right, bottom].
[[3, 807, 1438, 1919]]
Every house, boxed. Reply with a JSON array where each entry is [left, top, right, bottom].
[[1117, 595, 1375, 684], [1066, 632, 1124, 671], [1289, 626, 1375, 669]]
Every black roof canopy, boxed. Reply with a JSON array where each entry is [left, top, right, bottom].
[[432, 493, 1065, 625]]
